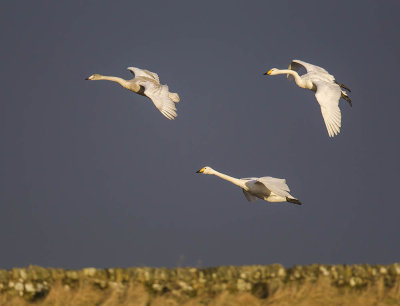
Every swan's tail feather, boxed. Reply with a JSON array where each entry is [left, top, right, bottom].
[[341, 91, 352, 107], [286, 197, 302, 205], [169, 92, 180, 103]]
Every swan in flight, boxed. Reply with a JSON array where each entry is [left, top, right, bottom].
[[196, 166, 301, 205], [85, 67, 180, 120], [265, 59, 352, 137]]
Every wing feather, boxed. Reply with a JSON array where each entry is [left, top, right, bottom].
[[287, 61, 306, 81], [289, 60, 335, 82], [137, 79, 179, 120], [242, 189, 257, 202], [291, 60, 330, 75], [313, 80, 342, 137], [127, 67, 160, 83], [256, 176, 292, 198]]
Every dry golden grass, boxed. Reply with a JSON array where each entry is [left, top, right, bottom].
[[264, 278, 400, 306], [1, 278, 400, 306]]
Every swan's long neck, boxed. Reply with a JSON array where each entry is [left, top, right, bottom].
[[276, 69, 308, 89], [96, 75, 131, 89], [211, 170, 246, 189]]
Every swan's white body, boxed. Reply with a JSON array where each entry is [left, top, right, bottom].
[[266, 59, 352, 137], [86, 67, 180, 120], [196, 166, 301, 205]]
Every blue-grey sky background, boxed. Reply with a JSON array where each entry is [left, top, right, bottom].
[[1, 1, 399, 269]]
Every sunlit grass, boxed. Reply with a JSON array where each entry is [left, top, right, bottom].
[[1, 277, 399, 306]]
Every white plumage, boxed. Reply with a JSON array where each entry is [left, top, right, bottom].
[[266, 59, 352, 137], [86, 67, 180, 120], [196, 166, 301, 205]]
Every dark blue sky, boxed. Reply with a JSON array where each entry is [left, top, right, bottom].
[[1, 1, 399, 269]]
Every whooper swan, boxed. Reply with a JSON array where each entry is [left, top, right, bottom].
[[265, 59, 352, 137], [86, 67, 180, 120], [196, 166, 301, 205]]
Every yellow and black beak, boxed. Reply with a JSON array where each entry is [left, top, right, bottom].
[[263, 69, 273, 75], [196, 168, 205, 173]]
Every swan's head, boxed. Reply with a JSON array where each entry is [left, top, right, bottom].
[[85, 74, 102, 80], [264, 68, 279, 76], [196, 166, 214, 175]]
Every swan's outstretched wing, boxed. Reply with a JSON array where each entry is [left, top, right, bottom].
[[313, 80, 342, 137], [287, 61, 306, 80], [255, 177, 291, 198], [291, 60, 330, 75], [240, 178, 259, 202], [127, 67, 160, 83], [137, 79, 178, 120], [289, 60, 335, 82], [242, 189, 257, 202]]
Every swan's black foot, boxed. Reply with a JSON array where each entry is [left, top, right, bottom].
[[286, 197, 302, 205], [341, 92, 352, 107], [335, 81, 351, 92]]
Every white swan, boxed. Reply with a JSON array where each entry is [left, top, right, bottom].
[[196, 166, 301, 205], [265, 59, 352, 137], [86, 67, 180, 120]]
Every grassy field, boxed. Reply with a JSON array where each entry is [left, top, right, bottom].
[[1, 279, 400, 305], [1, 265, 400, 305]]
